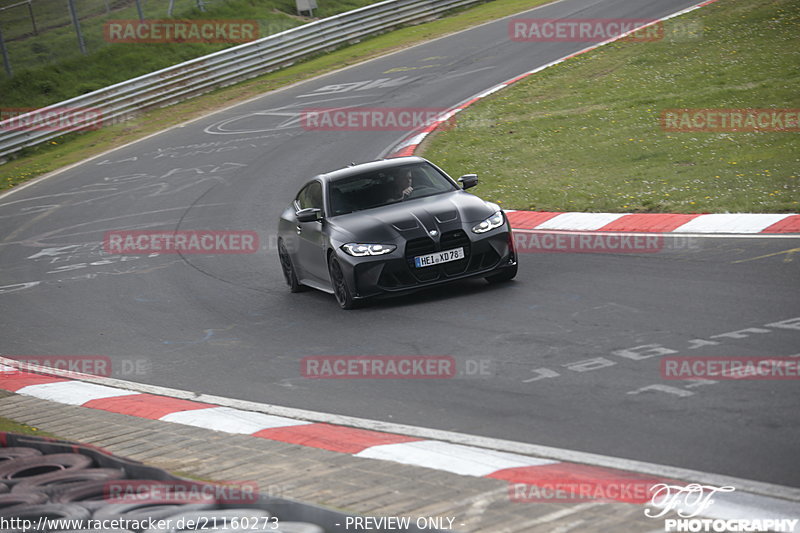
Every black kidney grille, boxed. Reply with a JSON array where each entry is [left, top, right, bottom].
[[404, 231, 473, 281], [405, 237, 438, 281], [439, 230, 469, 275]]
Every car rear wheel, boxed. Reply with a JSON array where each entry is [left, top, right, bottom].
[[278, 240, 304, 293], [328, 256, 357, 310], [486, 263, 518, 284]]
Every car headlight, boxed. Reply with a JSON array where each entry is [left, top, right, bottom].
[[472, 211, 505, 234], [341, 243, 397, 257]]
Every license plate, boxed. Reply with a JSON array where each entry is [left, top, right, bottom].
[[414, 247, 464, 268]]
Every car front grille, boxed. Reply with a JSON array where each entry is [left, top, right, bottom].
[[378, 230, 504, 290], [466, 248, 501, 272], [402, 230, 471, 283], [405, 236, 439, 282], [440, 230, 470, 276]]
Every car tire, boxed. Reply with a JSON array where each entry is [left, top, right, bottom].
[[12, 467, 125, 496], [278, 240, 304, 293], [0, 454, 93, 485], [485, 263, 517, 284], [0, 448, 42, 462], [93, 501, 215, 522], [328, 256, 357, 310], [268, 523, 325, 533], [0, 491, 50, 512], [0, 503, 91, 523]]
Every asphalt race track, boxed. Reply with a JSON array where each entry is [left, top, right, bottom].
[[2, 0, 799, 489]]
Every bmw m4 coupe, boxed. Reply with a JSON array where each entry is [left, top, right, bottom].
[[277, 156, 517, 309]]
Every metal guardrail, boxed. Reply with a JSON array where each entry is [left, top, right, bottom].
[[0, 0, 489, 161]]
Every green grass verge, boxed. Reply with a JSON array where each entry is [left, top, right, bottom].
[[0, 0, 382, 108], [0, 0, 552, 191], [421, 0, 800, 213], [0, 414, 57, 437]]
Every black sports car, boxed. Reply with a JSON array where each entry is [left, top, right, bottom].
[[277, 156, 517, 309]]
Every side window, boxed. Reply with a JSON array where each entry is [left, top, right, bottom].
[[294, 188, 304, 209], [307, 181, 323, 211], [296, 181, 323, 211]]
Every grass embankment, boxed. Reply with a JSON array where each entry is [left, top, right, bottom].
[[421, 0, 799, 213], [0, 415, 56, 437], [0, 0, 552, 191], [0, 0, 382, 109]]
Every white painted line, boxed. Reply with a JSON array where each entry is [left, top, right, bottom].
[[535, 212, 628, 231], [16, 381, 139, 405], [355, 440, 557, 477], [673, 214, 794, 234], [159, 406, 311, 434], [474, 85, 507, 99], [0, 365, 16, 372], [394, 132, 430, 151]]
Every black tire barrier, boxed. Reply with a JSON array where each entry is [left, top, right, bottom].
[[49, 480, 119, 505], [0, 503, 92, 527], [60, 530, 132, 533], [0, 492, 49, 511], [0, 454, 93, 485], [1, 433, 445, 533], [266, 523, 324, 533], [0, 449, 42, 463], [12, 469, 125, 496], [92, 501, 217, 523]]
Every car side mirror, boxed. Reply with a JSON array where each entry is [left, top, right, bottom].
[[296, 207, 322, 223], [458, 174, 478, 190]]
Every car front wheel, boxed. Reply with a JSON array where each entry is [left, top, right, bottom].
[[328, 256, 357, 309], [278, 240, 304, 293]]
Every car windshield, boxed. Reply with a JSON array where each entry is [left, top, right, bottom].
[[328, 162, 458, 216]]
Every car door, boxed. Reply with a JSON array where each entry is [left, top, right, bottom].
[[294, 180, 328, 283]]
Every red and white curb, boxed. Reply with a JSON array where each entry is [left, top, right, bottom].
[[506, 211, 800, 234], [2, 359, 799, 520]]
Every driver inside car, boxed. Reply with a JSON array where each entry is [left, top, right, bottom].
[[388, 169, 414, 202]]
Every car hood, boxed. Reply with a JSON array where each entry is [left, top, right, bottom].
[[328, 191, 497, 242]]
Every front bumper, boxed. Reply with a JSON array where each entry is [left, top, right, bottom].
[[336, 226, 516, 300]]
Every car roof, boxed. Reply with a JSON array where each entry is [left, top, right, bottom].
[[316, 156, 427, 183]]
